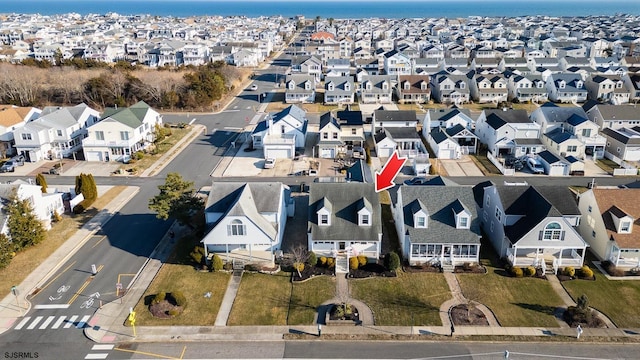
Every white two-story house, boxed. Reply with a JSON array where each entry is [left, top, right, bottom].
[[82, 101, 162, 162]]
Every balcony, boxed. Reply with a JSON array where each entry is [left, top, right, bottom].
[[263, 133, 295, 145]]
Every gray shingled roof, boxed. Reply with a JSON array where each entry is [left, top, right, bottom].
[[205, 182, 285, 216], [308, 183, 381, 242], [400, 185, 481, 245]]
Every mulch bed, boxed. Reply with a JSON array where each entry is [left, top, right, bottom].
[[563, 308, 606, 328], [454, 265, 487, 274], [291, 265, 334, 282], [348, 263, 396, 278], [148, 300, 183, 319], [557, 274, 596, 282], [404, 264, 442, 273], [329, 304, 360, 321], [600, 261, 640, 277], [450, 304, 489, 326]]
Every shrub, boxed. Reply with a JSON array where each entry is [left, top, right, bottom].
[[511, 267, 524, 278], [385, 251, 400, 271], [52, 210, 62, 222], [153, 291, 166, 305], [307, 251, 317, 267], [133, 151, 145, 160], [72, 203, 85, 214], [171, 291, 187, 307], [564, 266, 575, 277], [36, 173, 47, 193], [326, 257, 335, 269], [357, 255, 368, 267], [212, 254, 223, 271], [318, 256, 327, 267], [293, 262, 305, 274], [349, 256, 359, 270], [525, 266, 536, 277], [167, 308, 180, 317], [190, 246, 204, 265], [580, 265, 594, 278]]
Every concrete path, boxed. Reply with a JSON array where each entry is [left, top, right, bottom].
[[317, 274, 375, 326], [214, 270, 243, 326], [440, 273, 500, 335]]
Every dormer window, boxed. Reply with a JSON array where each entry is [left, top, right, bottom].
[[360, 213, 370, 226], [576, 80, 583, 89], [327, 82, 334, 91], [305, 82, 311, 90], [404, 81, 410, 90], [288, 81, 295, 90], [558, 80, 566, 89], [416, 216, 426, 228], [320, 214, 329, 225], [459, 82, 466, 89], [621, 221, 631, 233], [616, 81, 623, 89], [458, 216, 469, 229], [382, 81, 389, 90], [366, 82, 372, 90], [357, 198, 372, 227], [420, 81, 427, 90], [610, 206, 633, 234], [344, 83, 351, 91]]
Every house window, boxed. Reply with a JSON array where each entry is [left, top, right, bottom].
[[332, 132, 338, 139], [120, 131, 129, 140], [95, 131, 104, 141], [459, 216, 469, 228], [582, 129, 591, 137], [485, 195, 490, 207], [323, 132, 328, 139], [416, 216, 426, 227], [621, 221, 631, 233], [495, 207, 502, 222], [320, 214, 329, 225], [21, 133, 32, 140], [281, 125, 286, 134], [592, 230, 596, 237], [351, 128, 357, 135], [57, 130, 62, 136], [542, 222, 563, 240], [228, 219, 246, 236], [361, 214, 369, 225], [588, 205, 592, 213], [567, 145, 577, 152]]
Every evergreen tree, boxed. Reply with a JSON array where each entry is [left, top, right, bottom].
[[0, 234, 15, 269], [149, 172, 204, 226], [35, 173, 48, 193], [7, 194, 46, 249]]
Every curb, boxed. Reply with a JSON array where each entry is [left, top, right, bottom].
[[141, 124, 206, 177]]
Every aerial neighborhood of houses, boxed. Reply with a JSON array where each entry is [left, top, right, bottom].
[[2, 11, 640, 278]]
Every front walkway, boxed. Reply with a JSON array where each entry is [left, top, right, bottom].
[[317, 274, 375, 326], [440, 273, 500, 335]]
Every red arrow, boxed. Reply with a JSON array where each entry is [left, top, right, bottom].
[[375, 150, 407, 192]]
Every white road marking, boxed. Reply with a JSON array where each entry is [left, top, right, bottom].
[[76, 314, 91, 328], [64, 315, 78, 328], [84, 354, 108, 359], [91, 345, 114, 351], [14, 317, 31, 330], [35, 304, 70, 309], [52, 316, 66, 329], [26, 316, 43, 330], [39, 316, 55, 329]]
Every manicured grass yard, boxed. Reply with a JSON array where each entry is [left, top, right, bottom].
[[562, 265, 640, 328], [350, 271, 450, 326], [228, 272, 334, 325], [288, 276, 335, 325], [131, 235, 230, 326]]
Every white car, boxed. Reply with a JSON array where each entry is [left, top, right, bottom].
[[526, 157, 545, 174], [264, 158, 275, 169], [249, 84, 258, 91]]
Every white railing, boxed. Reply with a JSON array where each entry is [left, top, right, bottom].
[[263, 134, 295, 145], [487, 151, 515, 176], [82, 139, 136, 147]]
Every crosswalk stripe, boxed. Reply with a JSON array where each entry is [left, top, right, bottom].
[[14, 317, 31, 330], [84, 354, 108, 360], [52, 316, 66, 329], [64, 315, 78, 329], [39, 316, 56, 329], [26, 316, 43, 330], [76, 315, 91, 328], [91, 345, 114, 351], [34, 304, 70, 309]]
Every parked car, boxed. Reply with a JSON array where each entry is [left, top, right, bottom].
[[12, 154, 25, 166], [404, 177, 430, 185], [264, 158, 276, 169], [0, 160, 16, 173], [526, 157, 545, 174]]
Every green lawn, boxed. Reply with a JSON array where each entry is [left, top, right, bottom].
[[131, 234, 230, 326], [457, 244, 564, 327], [228, 272, 292, 325], [288, 276, 335, 325], [562, 265, 640, 328], [350, 272, 450, 326]]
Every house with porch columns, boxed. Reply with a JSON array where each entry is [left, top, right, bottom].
[[394, 184, 481, 269], [473, 182, 588, 274], [201, 181, 293, 264]]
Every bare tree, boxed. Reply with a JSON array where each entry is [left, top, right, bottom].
[[291, 245, 309, 278], [461, 285, 482, 322]]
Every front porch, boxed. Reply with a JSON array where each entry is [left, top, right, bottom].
[[409, 243, 480, 267], [507, 247, 585, 274], [204, 244, 275, 266], [609, 245, 640, 268]]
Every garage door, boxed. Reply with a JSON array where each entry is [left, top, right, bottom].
[[439, 149, 454, 159], [377, 147, 393, 158], [85, 151, 103, 162], [265, 148, 291, 159], [626, 148, 640, 162], [320, 148, 334, 158]]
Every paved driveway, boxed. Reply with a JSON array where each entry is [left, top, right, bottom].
[[281, 190, 309, 253], [438, 155, 483, 177]]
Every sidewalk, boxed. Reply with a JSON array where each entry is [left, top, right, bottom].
[[0, 186, 139, 335]]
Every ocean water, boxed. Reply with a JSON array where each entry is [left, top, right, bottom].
[[1, 0, 640, 18]]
